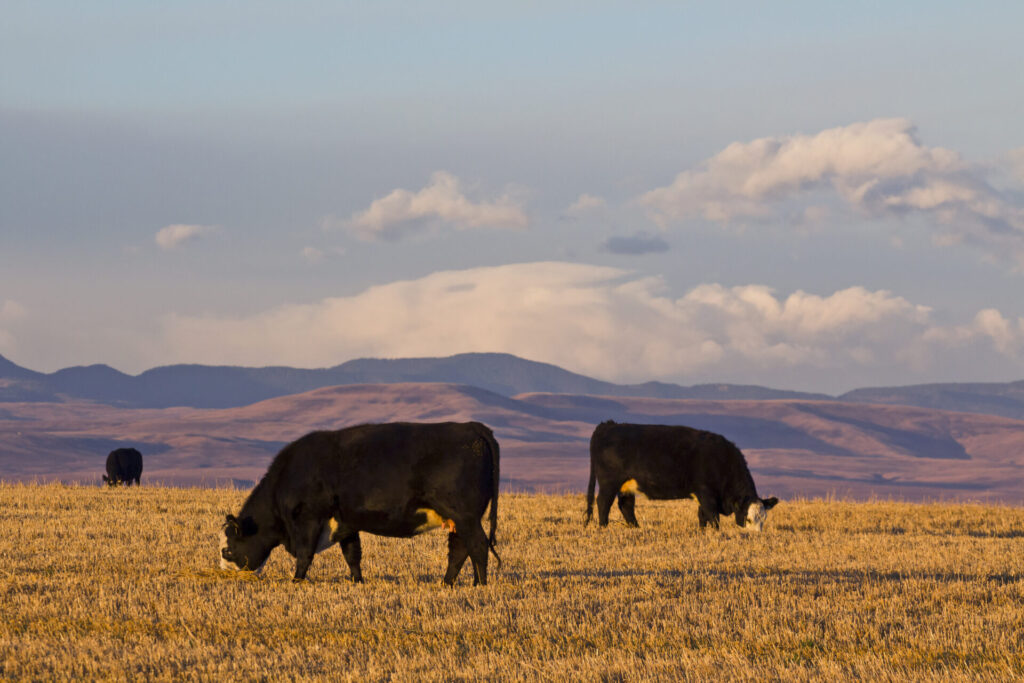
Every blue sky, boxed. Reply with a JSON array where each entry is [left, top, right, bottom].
[[3, 2, 1024, 392]]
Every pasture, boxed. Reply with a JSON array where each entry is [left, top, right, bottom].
[[2, 483, 1023, 681]]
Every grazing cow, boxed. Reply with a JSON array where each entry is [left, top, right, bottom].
[[220, 422, 501, 585], [585, 420, 778, 531], [102, 447, 143, 486]]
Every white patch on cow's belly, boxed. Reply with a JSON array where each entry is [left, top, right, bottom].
[[415, 508, 443, 534], [315, 518, 339, 553], [415, 508, 456, 534], [745, 501, 767, 532], [619, 479, 640, 495]]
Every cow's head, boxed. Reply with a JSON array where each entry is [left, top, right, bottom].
[[220, 514, 272, 573], [739, 497, 779, 532], [102, 475, 117, 487]]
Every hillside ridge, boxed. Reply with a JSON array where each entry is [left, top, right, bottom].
[[4, 351, 1024, 420]]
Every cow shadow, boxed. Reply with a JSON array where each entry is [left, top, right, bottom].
[[539, 566, 1023, 585], [965, 529, 1024, 539], [539, 568, 686, 581]]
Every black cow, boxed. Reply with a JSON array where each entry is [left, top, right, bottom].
[[102, 448, 143, 486], [220, 422, 501, 585], [585, 420, 778, 531]]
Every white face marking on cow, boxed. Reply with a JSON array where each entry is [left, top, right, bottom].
[[619, 479, 640, 495], [219, 529, 232, 571], [745, 501, 767, 532], [219, 527, 267, 573]]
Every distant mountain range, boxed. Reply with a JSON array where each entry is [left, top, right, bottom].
[[2, 351, 1024, 420]]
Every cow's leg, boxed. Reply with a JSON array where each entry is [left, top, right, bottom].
[[696, 494, 720, 531], [288, 519, 324, 582], [617, 494, 639, 527], [460, 522, 491, 587], [596, 486, 616, 527], [339, 533, 363, 583], [442, 531, 470, 586]]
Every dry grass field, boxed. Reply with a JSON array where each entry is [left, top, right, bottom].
[[2, 483, 1023, 681]]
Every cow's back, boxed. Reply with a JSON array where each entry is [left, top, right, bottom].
[[591, 421, 744, 499], [106, 447, 143, 482], [269, 422, 497, 516]]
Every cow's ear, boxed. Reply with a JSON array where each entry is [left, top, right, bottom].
[[239, 516, 259, 536], [762, 497, 779, 510]]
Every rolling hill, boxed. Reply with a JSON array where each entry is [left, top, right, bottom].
[[2, 382, 1022, 503]]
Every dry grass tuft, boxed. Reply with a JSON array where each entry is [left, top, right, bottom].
[[1, 482, 1023, 680]]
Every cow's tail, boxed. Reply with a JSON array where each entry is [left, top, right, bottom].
[[584, 421, 611, 525], [483, 427, 502, 569], [584, 453, 596, 526]]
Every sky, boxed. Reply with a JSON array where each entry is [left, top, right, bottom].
[[3, 1, 1024, 394]]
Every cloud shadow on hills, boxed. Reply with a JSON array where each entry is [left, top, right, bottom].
[[518, 398, 859, 456], [25, 435, 174, 457], [793, 404, 969, 460], [753, 466, 990, 490]]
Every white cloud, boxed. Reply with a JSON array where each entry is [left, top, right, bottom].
[[971, 309, 1024, 354], [302, 247, 325, 264], [346, 171, 528, 240], [301, 246, 346, 264], [565, 193, 607, 217], [0, 300, 26, 323], [1007, 147, 1024, 184], [157, 262, 1021, 390], [155, 224, 215, 250], [0, 300, 26, 354], [927, 308, 1024, 356], [639, 118, 1024, 264]]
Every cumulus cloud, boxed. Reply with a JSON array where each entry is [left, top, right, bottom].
[[600, 231, 670, 255], [155, 224, 215, 250], [0, 300, 26, 353], [926, 308, 1024, 356], [346, 171, 527, 240], [0, 300, 26, 323], [157, 261, 1023, 390], [565, 193, 607, 217], [1007, 147, 1024, 184], [639, 118, 1024, 263]]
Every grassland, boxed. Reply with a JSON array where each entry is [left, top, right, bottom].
[[1, 483, 1023, 681]]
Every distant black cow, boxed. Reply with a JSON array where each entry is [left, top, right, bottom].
[[220, 422, 501, 585], [103, 448, 143, 486], [585, 420, 778, 531]]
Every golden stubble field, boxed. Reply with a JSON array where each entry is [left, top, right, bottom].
[[2, 483, 1023, 681]]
